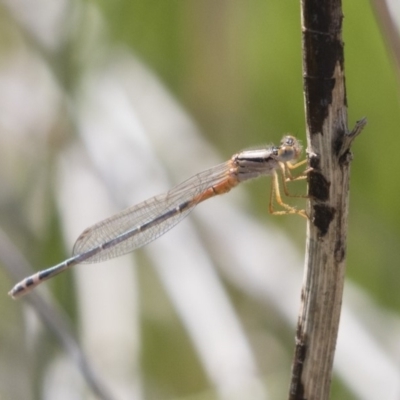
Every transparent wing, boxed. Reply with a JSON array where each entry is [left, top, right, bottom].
[[72, 161, 231, 263]]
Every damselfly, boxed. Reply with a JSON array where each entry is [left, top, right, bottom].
[[9, 135, 307, 299]]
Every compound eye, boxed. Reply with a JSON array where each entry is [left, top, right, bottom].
[[282, 135, 295, 146]]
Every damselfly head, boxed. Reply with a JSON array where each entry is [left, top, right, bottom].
[[276, 135, 302, 163]]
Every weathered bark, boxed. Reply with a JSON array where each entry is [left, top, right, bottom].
[[288, 1, 366, 399]]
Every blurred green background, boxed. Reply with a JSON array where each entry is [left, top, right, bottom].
[[93, 0, 400, 308], [1, 1, 400, 399]]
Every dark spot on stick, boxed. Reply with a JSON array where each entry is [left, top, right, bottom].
[[289, 327, 308, 400], [339, 149, 353, 166], [308, 170, 330, 201], [309, 155, 320, 170], [313, 204, 335, 236]]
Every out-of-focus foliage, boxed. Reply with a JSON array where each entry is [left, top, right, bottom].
[[1, 1, 400, 400], [94, 0, 400, 309]]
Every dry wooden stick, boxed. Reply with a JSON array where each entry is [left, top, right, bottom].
[[288, 1, 367, 399]]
